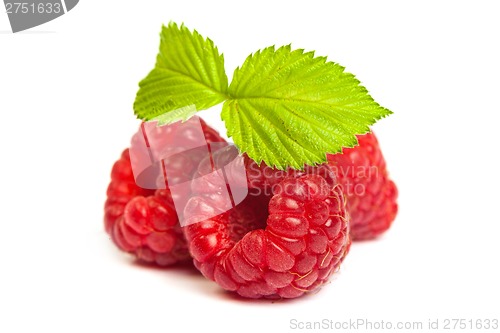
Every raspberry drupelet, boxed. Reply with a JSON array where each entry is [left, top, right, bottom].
[[183, 155, 351, 299], [104, 117, 226, 265], [328, 132, 398, 240]]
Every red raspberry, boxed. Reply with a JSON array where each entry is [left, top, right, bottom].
[[183, 159, 350, 299], [327, 132, 398, 240], [104, 117, 226, 266]]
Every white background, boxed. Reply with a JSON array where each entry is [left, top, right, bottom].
[[1, 1, 499, 332]]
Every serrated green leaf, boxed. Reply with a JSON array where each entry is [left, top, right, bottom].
[[222, 45, 392, 169], [133, 24, 392, 170], [150, 104, 198, 125], [134, 22, 228, 123]]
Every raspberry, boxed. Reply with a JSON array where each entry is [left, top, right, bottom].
[[183, 158, 350, 299], [104, 117, 226, 265], [327, 132, 398, 240]]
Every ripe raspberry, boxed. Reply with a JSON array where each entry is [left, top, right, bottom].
[[183, 158, 350, 299], [104, 117, 226, 265], [327, 132, 398, 240]]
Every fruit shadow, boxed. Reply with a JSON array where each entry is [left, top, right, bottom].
[[131, 259, 199, 274], [130, 259, 314, 305]]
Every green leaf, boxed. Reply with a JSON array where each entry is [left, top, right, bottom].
[[134, 22, 228, 123], [150, 104, 198, 125], [222, 45, 392, 169], [133, 23, 392, 170]]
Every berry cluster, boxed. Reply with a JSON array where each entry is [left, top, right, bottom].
[[104, 118, 398, 299]]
